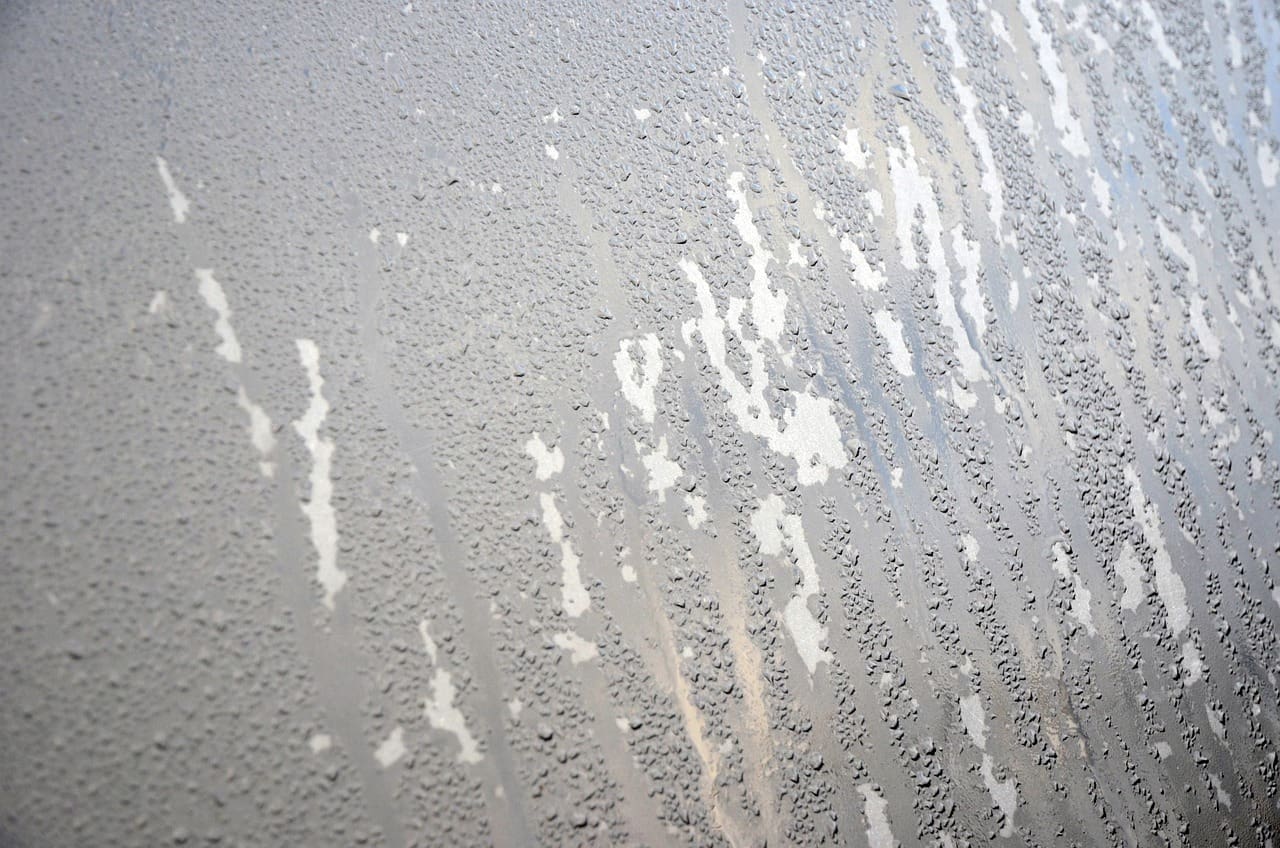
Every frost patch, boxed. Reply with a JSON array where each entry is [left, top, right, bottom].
[[375, 726, 406, 768], [614, 334, 662, 424], [840, 232, 887, 291], [929, 0, 1006, 236], [155, 156, 190, 223], [195, 269, 243, 364], [1156, 216, 1220, 361], [1124, 466, 1189, 636], [727, 171, 787, 345], [951, 225, 986, 339], [991, 9, 1014, 47], [931, 0, 965, 66], [874, 310, 914, 376], [839, 127, 868, 169], [960, 693, 987, 749], [685, 493, 707, 529], [1259, 141, 1279, 188], [1156, 217, 1196, 284], [538, 492, 589, 618], [1155, 223, 1222, 361], [751, 496, 831, 676], [425, 668, 482, 764], [1211, 120, 1230, 148], [964, 679, 1016, 834], [420, 620, 482, 764], [1209, 773, 1232, 807], [553, 631, 599, 664], [751, 496, 786, 556], [309, 733, 332, 754], [524, 432, 564, 480], [981, 754, 1017, 837], [950, 378, 978, 411], [1206, 705, 1227, 745], [1188, 293, 1221, 360], [1070, 576, 1096, 635], [1019, 0, 1090, 157], [1138, 0, 1182, 69], [788, 240, 805, 268], [419, 619, 439, 664], [642, 436, 682, 502], [680, 257, 845, 486], [1090, 169, 1112, 218], [1228, 32, 1243, 68], [866, 188, 884, 218], [888, 127, 987, 385], [1051, 542, 1096, 636], [237, 387, 276, 478], [192, 270, 274, 477], [858, 784, 897, 848], [293, 340, 346, 610], [1181, 640, 1203, 686]]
